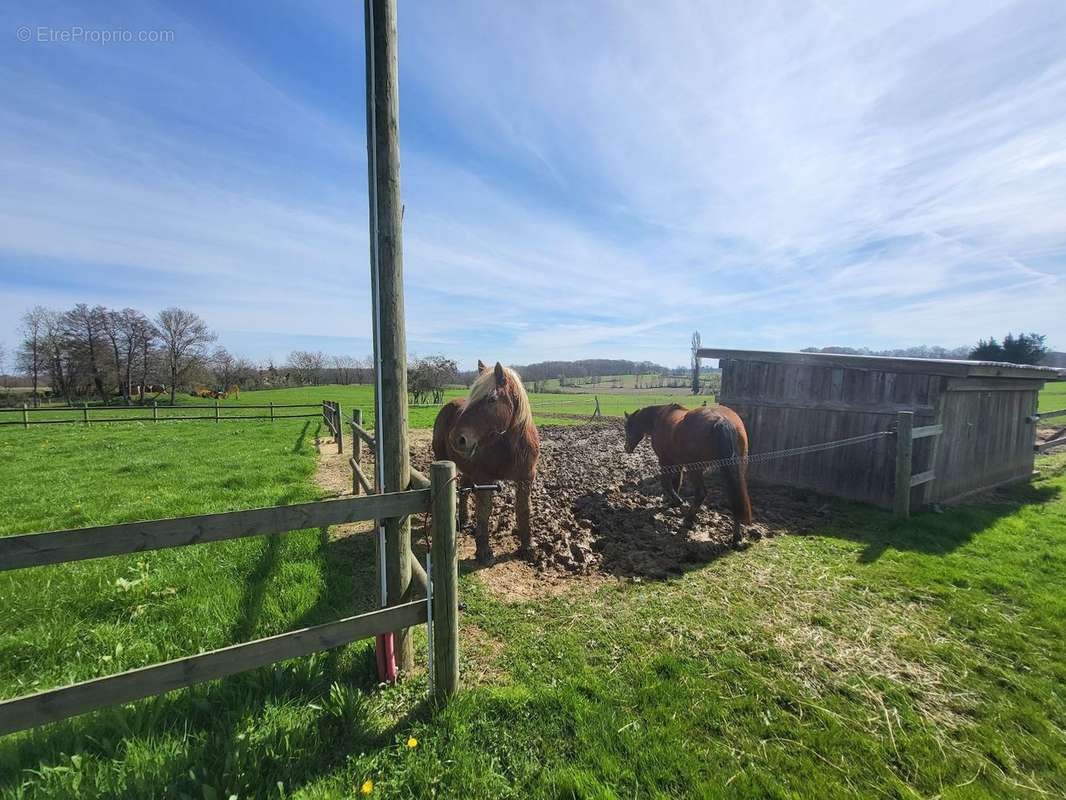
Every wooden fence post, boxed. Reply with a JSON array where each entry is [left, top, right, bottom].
[[335, 402, 344, 454], [152, 401, 158, 422], [352, 409, 363, 495], [214, 401, 220, 423], [430, 460, 458, 701], [83, 403, 89, 426], [22, 404, 28, 429], [894, 411, 914, 517], [269, 402, 274, 422]]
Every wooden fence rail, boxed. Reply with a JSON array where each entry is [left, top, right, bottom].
[[0, 462, 459, 736], [0, 490, 428, 572], [0, 402, 323, 427], [894, 411, 943, 518]]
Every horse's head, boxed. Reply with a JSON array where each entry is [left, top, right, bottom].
[[449, 361, 530, 459], [623, 408, 649, 453]]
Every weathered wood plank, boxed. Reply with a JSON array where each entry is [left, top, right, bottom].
[[894, 412, 914, 517], [1036, 436, 1066, 453], [349, 459, 374, 495], [1034, 407, 1066, 422], [698, 348, 1055, 379], [909, 470, 935, 487], [721, 397, 934, 416], [0, 491, 430, 572], [911, 424, 944, 439], [431, 461, 459, 702], [0, 601, 427, 736], [408, 468, 431, 490], [350, 422, 377, 447]]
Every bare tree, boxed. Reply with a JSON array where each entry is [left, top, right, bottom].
[[63, 304, 110, 402], [156, 307, 216, 405], [16, 306, 50, 406]]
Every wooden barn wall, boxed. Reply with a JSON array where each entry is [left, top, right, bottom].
[[931, 385, 1039, 503], [718, 359, 940, 508]]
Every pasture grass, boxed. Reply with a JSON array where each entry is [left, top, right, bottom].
[[0, 420, 1064, 797], [1039, 379, 1066, 414]]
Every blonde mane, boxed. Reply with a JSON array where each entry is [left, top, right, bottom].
[[468, 366, 532, 430]]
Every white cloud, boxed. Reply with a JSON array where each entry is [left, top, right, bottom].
[[0, 0, 1063, 367]]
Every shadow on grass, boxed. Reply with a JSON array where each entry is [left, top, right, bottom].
[[291, 420, 312, 453], [834, 480, 1062, 564], [0, 520, 418, 798]]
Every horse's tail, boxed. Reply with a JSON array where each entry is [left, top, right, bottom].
[[711, 420, 752, 525]]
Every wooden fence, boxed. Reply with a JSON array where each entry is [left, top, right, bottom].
[[0, 462, 460, 736], [891, 411, 943, 517], [322, 401, 343, 453], [0, 402, 322, 427], [1032, 406, 1066, 453]]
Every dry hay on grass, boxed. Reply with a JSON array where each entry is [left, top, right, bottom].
[[745, 552, 978, 737]]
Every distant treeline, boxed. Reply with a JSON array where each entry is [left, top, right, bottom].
[[459, 359, 689, 385], [803, 332, 1050, 366]]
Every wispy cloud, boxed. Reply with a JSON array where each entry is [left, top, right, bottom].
[[0, 0, 1063, 368]]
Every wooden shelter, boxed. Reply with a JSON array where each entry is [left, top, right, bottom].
[[696, 348, 1057, 512]]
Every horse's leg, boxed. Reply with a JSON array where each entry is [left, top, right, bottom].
[[458, 475, 473, 529], [474, 489, 494, 565], [515, 480, 533, 558], [660, 467, 684, 506], [683, 470, 707, 527]]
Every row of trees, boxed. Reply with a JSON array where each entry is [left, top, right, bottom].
[[968, 333, 1048, 365], [802, 333, 1050, 366], [14, 305, 221, 406], [3, 303, 463, 406]]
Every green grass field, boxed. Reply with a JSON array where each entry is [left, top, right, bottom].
[[1, 387, 1065, 798], [1039, 379, 1066, 414]]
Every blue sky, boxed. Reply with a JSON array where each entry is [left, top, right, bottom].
[[1, 0, 1064, 369]]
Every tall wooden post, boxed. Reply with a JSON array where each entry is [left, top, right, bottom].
[[269, 402, 274, 422], [214, 401, 220, 423], [366, 0, 412, 670], [152, 401, 158, 423], [894, 411, 914, 517], [431, 460, 459, 701], [22, 404, 28, 429], [83, 403, 89, 426]]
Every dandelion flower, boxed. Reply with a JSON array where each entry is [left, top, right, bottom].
[[406, 737, 418, 749], [361, 779, 374, 795]]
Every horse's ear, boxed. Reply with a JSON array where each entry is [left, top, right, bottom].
[[494, 362, 506, 387], [477, 359, 488, 374], [624, 411, 629, 420]]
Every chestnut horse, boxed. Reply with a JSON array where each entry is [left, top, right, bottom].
[[433, 360, 539, 564], [623, 404, 752, 546]]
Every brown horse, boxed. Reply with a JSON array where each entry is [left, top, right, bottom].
[[623, 404, 752, 546], [433, 360, 539, 564]]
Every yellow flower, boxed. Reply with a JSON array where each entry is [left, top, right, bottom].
[[406, 737, 418, 749], [360, 779, 374, 795]]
